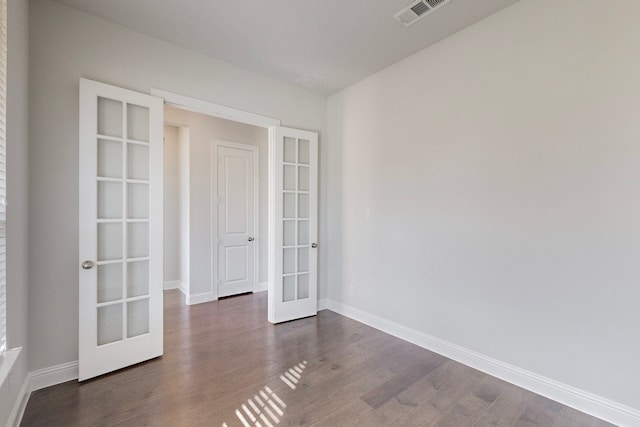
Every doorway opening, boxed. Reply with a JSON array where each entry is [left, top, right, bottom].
[[151, 88, 320, 325], [162, 106, 269, 303]]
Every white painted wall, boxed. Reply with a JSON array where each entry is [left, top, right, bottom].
[[178, 127, 190, 293], [163, 125, 180, 284], [28, 0, 326, 371], [2, 0, 30, 424], [327, 0, 640, 411], [165, 107, 268, 298]]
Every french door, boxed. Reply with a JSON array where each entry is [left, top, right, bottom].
[[78, 79, 164, 381], [269, 127, 318, 323]]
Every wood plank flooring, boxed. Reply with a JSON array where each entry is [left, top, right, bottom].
[[21, 290, 613, 427]]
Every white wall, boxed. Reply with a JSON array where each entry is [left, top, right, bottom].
[[163, 125, 180, 284], [28, 0, 326, 371], [178, 127, 190, 293], [327, 0, 640, 412], [165, 107, 268, 297], [2, 0, 29, 424]]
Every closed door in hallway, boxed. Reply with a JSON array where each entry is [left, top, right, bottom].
[[216, 141, 258, 297]]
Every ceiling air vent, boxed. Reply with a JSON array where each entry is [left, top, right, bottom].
[[295, 72, 327, 89], [426, 0, 447, 7], [394, 0, 451, 27], [410, 1, 430, 16]]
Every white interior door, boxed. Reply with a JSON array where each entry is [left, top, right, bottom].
[[268, 127, 318, 323], [78, 78, 164, 381], [216, 141, 257, 297]]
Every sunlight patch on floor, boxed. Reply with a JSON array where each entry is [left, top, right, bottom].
[[281, 360, 307, 390], [223, 361, 307, 426]]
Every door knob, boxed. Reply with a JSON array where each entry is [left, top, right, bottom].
[[248, 237, 255, 242], [81, 260, 94, 270], [311, 243, 318, 249]]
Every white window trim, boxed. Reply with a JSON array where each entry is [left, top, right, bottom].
[[0, 0, 8, 354]]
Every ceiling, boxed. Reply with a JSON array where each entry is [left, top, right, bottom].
[[54, 0, 520, 95]]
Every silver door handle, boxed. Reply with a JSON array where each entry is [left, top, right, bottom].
[[311, 243, 318, 249], [81, 260, 94, 270], [248, 237, 255, 242]]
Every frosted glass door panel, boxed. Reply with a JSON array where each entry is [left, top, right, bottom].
[[298, 139, 310, 164], [98, 97, 123, 138], [283, 137, 296, 163], [127, 260, 149, 297], [127, 104, 150, 142], [283, 248, 295, 274], [98, 139, 122, 178], [98, 223, 122, 261], [98, 182, 123, 219], [127, 144, 149, 180], [298, 167, 309, 191], [127, 300, 149, 338], [284, 165, 296, 191], [298, 248, 309, 273], [283, 221, 295, 246], [127, 183, 149, 219], [298, 194, 309, 219], [283, 276, 296, 302], [98, 304, 123, 346], [298, 221, 309, 245], [284, 193, 296, 218], [97, 264, 123, 303], [298, 274, 310, 299], [127, 223, 149, 258]]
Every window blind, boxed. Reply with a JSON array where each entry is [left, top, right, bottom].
[[0, 0, 8, 353]]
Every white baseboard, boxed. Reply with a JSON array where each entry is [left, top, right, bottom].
[[8, 360, 79, 427], [254, 281, 268, 293], [2, 347, 27, 427], [318, 298, 330, 311], [29, 361, 78, 393], [322, 299, 640, 427], [163, 280, 180, 290], [179, 281, 188, 296], [8, 374, 30, 427], [186, 291, 216, 305]]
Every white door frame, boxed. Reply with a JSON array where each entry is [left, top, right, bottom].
[[151, 89, 281, 128], [150, 89, 281, 303], [212, 139, 260, 298]]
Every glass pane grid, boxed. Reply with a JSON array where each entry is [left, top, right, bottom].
[[96, 99, 151, 346], [127, 140, 150, 146], [282, 137, 314, 303]]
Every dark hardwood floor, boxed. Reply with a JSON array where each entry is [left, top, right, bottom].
[[21, 290, 612, 426]]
